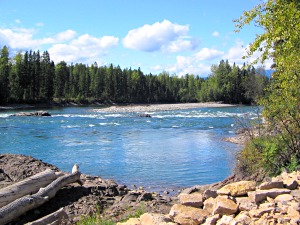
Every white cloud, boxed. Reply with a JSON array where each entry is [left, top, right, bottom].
[[49, 35, 119, 64], [0, 28, 37, 48], [163, 41, 273, 77], [122, 20, 198, 52], [166, 55, 212, 77], [195, 48, 224, 61], [0, 26, 119, 65], [223, 41, 273, 68], [212, 31, 220, 37], [0, 27, 77, 49], [162, 48, 223, 76], [15, 19, 21, 24]]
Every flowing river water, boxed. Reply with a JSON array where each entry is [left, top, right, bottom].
[[0, 105, 259, 192]]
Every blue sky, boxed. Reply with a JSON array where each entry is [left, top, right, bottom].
[[0, 0, 269, 77]]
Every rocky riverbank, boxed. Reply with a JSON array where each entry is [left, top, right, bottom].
[[0, 154, 268, 225], [118, 171, 300, 225], [1, 154, 299, 224], [92, 102, 235, 113], [0, 154, 176, 224]]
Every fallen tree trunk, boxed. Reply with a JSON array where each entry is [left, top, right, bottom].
[[25, 207, 68, 225], [0, 169, 59, 208], [0, 171, 81, 225]]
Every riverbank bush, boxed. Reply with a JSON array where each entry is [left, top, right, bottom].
[[236, 134, 300, 177]]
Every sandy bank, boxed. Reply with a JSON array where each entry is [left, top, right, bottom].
[[93, 102, 235, 113]]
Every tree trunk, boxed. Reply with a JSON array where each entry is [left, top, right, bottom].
[[25, 207, 68, 225], [0, 171, 81, 225], [0, 169, 59, 208]]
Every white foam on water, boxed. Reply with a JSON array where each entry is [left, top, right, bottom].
[[104, 114, 124, 118], [0, 114, 11, 118], [152, 111, 257, 119], [54, 114, 105, 119], [61, 125, 81, 129]]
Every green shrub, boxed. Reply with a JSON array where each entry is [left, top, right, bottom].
[[236, 134, 300, 176], [77, 215, 116, 225], [236, 139, 263, 175]]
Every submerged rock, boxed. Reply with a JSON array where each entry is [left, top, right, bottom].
[[138, 114, 152, 118], [12, 111, 51, 117]]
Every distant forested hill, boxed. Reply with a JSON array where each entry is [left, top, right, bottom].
[[0, 46, 269, 105]]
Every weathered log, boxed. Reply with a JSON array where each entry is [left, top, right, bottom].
[[25, 207, 68, 225], [0, 171, 81, 225], [0, 169, 59, 208]]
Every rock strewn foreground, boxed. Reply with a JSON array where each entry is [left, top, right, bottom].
[[0, 154, 174, 224], [118, 171, 300, 225]]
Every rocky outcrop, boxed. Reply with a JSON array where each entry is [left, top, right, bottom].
[[11, 111, 51, 117], [118, 170, 300, 225], [0, 154, 175, 224]]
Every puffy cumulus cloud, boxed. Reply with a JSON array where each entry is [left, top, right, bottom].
[[195, 48, 224, 61], [122, 20, 198, 52], [0, 28, 76, 49], [224, 41, 273, 68], [223, 41, 246, 64], [163, 48, 224, 77], [0, 28, 36, 49], [0, 26, 119, 65], [49, 35, 118, 64], [166, 55, 212, 77]]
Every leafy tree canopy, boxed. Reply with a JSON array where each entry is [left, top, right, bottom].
[[235, 0, 300, 173]]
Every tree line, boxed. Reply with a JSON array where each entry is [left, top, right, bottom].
[[0, 46, 269, 105]]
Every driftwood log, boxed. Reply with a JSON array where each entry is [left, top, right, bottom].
[[25, 207, 68, 225], [0, 170, 81, 225], [0, 169, 59, 208]]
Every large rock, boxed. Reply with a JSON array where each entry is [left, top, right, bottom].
[[258, 181, 284, 190], [283, 178, 298, 190], [248, 188, 291, 203], [274, 194, 294, 203], [178, 193, 203, 208], [12, 111, 51, 117], [202, 214, 220, 225], [235, 197, 257, 211], [212, 196, 238, 215], [203, 189, 218, 200], [216, 215, 235, 225], [117, 218, 141, 225], [139, 213, 175, 225], [169, 204, 209, 225], [203, 197, 215, 214], [217, 181, 256, 197], [248, 207, 274, 218], [203, 196, 238, 216], [234, 212, 251, 225]]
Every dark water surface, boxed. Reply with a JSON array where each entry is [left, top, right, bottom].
[[0, 106, 259, 192]]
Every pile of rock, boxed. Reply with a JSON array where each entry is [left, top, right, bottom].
[[118, 171, 300, 225]]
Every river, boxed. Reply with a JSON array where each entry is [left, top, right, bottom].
[[0, 105, 259, 192]]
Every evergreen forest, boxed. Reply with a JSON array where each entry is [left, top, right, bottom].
[[0, 46, 269, 105]]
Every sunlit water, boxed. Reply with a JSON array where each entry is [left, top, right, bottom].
[[0, 106, 259, 192]]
